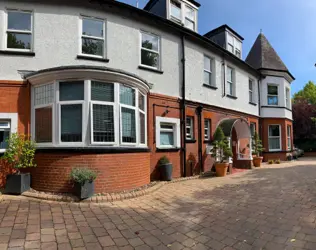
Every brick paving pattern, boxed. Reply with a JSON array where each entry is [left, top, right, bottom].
[[1, 159, 316, 249]]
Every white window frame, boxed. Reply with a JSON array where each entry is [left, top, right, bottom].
[[226, 66, 235, 96], [168, 0, 197, 31], [249, 78, 254, 103], [156, 117, 180, 149], [204, 119, 211, 140], [184, 5, 195, 30], [79, 15, 106, 59], [186, 116, 194, 140], [286, 87, 291, 109], [267, 84, 279, 106], [5, 9, 33, 52], [287, 125, 291, 150], [226, 32, 242, 58], [140, 31, 161, 70], [204, 56, 215, 87], [268, 124, 281, 152], [138, 92, 147, 146], [0, 113, 18, 153]]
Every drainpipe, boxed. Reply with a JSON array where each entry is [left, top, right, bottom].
[[196, 105, 203, 173], [181, 35, 187, 177]]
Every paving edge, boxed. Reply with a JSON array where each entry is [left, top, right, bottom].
[[1, 175, 201, 204]]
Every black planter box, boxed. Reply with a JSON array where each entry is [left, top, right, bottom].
[[74, 181, 94, 199], [5, 173, 31, 194], [160, 163, 173, 181]]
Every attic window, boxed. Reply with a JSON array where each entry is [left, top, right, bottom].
[[170, 0, 181, 21]]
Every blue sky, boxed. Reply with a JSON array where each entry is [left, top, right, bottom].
[[118, 0, 316, 94]]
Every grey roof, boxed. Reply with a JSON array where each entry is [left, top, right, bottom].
[[144, 0, 201, 10], [246, 33, 293, 78], [204, 24, 244, 41]]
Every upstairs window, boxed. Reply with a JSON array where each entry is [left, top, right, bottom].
[[184, 6, 195, 30], [268, 85, 278, 105], [186, 116, 194, 140], [81, 17, 105, 57], [140, 32, 160, 69], [249, 79, 254, 103], [286, 88, 291, 109], [170, 0, 181, 22], [7, 10, 32, 51], [203, 56, 214, 87], [227, 66, 234, 96], [227, 33, 242, 58], [204, 119, 211, 140]]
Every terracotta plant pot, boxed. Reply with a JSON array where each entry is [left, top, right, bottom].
[[215, 163, 229, 177], [253, 156, 263, 167]]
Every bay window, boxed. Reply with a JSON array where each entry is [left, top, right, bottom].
[[268, 125, 281, 151], [287, 125, 291, 150], [32, 80, 147, 148]]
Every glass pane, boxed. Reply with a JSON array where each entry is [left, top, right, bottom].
[[121, 107, 136, 143], [35, 107, 52, 143], [35, 84, 54, 106], [82, 18, 103, 37], [120, 85, 135, 106], [160, 131, 174, 146], [185, 19, 194, 30], [269, 125, 280, 137], [268, 96, 278, 105], [268, 85, 278, 95], [60, 81, 84, 101], [249, 80, 253, 90], [82, 38, 104, 56], [93, 104, 114, 142], [91, 81, 114, 102], [170, 0, 181, 20], [139, 94, 145, 111], [140, 112, 145, 144], [228, 82, 233, 95], [250, 123, 256, 136], [141, 50, 159, 68], [249, 91, 253, 102], [161, 123, 173, 130], [235, 49, 241, 58], [269, 138, 280, 150], [185, 6, 195, 20], [61, 105, 82, 142], [142, 33, 159, 51], [228, 44, 233, 53], [287, 126, 291, 136], [204, 72, 211, 85], [0, 130, 10, 149], [7, 33, 31, 49], [227, 67, 233, 82], [204, 57, 211, 71], [8, 11, 31, 31]]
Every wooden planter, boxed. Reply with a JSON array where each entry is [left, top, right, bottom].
[[253, 156, 263, 167], [215, 163, 229, 177]]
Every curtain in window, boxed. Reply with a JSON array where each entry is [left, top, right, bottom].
[[61, 104, 82, 142], [93, 104, 114, 142], [35, 107, 52, 143], [160, 132, 174, 146], [60, 81, 84, 101], [269, 138, 280, 149], [91, 81, 114, 102], [121, 107, 136, 143], [120, 86, 135, 106]]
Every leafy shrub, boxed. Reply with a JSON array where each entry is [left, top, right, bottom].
[[268, 160, 274, 164], [70, 168, 97, 185], [275, 159, 281, 164], [158, 156, 170, 165], [2, 133, 36, 172], [252, 132, 264, 157], [211, 127, 233, 163]]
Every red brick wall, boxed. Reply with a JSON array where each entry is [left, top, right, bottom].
[[28, 152, 150, 193], [261, 118, 293, 161]]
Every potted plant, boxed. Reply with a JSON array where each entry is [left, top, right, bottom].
[[211, 127, 233, 177], [252, 132, 264, 167], [158, 156, 173, 181], [70, 168, 97, 199], [2, 133, 36, 194]]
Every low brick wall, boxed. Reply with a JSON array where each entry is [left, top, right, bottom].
[[25, 152, 150, 194]]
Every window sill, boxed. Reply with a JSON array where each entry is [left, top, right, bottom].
[[202, 84, 218, 90], [261, 105, 292, 111], [0, 50, 35, 56], [226, 94, 238, 100], [156, 147, 180, 152], [138, 65, 164, 74], [77, 55, 109, 63], [185, 139, 197, 143], [249, 102, 257, 106], [36, 147, 150, 154]]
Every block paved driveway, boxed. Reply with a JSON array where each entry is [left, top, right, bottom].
[[1, 159, 316, 250]]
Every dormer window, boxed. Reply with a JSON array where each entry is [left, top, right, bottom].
[[226, 32, 242, 58], [168, 0, 197, 31]]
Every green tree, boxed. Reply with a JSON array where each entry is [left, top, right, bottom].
[[293, 81, 316, 104], [210, 127, 233, 163], [252, 132, 264, 157]]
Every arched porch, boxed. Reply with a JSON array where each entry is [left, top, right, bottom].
[[217, 118, 253, 169]]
